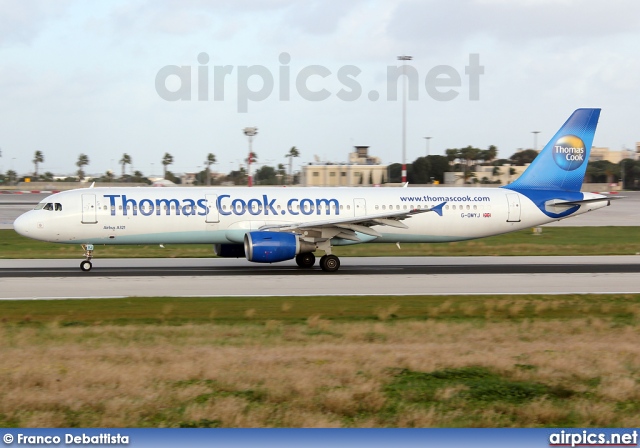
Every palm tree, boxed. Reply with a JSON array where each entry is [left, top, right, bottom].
[[481, 145, 498, 164], [119, 153, 132, 180], [285, 146, 300, 185], [246, 152, 257, 164], [33, 151, 44, 177], [162, 153, 173, 179], [204, 153, 216, 186], [76, 153, 89, 180]]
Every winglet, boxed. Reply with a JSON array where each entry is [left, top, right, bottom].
[[429, 202, 447, 217]]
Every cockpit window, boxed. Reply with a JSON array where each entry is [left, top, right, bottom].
[[35, 202, 62, 211]]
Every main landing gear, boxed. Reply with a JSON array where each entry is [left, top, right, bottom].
[[295, 252, 315, 268], [294, 252, 341, 272], [80, 244, 94, 272], [319, 254, 340, 272]]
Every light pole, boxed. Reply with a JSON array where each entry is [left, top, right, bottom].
[[243, 127, 258, 187], [424, 137, 432, 157], [398, 55, 412, 183], [532, 131, 540, 152]]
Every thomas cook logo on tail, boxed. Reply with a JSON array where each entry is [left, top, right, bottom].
[[552, 135, 586, 171]]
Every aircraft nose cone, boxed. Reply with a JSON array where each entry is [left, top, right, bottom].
[[13, 212, 33, 237]]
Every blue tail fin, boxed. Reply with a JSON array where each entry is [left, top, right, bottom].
[[505, 108, 600, 192]]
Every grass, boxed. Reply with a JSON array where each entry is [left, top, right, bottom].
[[1, 294, 640, 427], [2, 227, 640, 258]]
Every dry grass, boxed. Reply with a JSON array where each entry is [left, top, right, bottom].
[[1, 316, 639, 427]]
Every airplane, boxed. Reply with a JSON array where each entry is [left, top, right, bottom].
[[13, 108, 617, 273]]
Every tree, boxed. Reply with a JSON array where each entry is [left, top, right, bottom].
[[492, 166, 502, 183], [226, 167, 247, 185], [102, 170, 115, 182], [431, 156, 450, 183], [285, 146, 300, 185], [445, 146, 482, 181], [204, 153, 216, 186], [445, 148, 459, 165], [33, 151, 44, 177], [456, 170, 477, 184], [619, 158, 638, 190], [119, 153, 132, 180], [388, 163, 402, 183], [254, 165, 277, 185], [509, 149, 538, 166], [76, 154, 89, 180], [131, 170, 150, 184], [459, 145, 481, 179], [246, 152, 257, 164], [163, 170, 181, 184], [587, 160, 618, 184], [409, 157, 431, 184], [162, 153, 173, 179]]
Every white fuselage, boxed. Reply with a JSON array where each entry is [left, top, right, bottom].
[[13, 186, 609, 246]]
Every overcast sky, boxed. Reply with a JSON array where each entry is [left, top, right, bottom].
[[1, 0, 638, 177]]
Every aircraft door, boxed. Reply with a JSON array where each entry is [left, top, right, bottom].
[[506, 193, 521, 222], [81, 194, 98, 224], [354, 198, 366, 217], [205, 194, 219, 223]]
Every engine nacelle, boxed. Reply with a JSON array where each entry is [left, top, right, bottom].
[[213, 244, 246, 258], [244, 231, 315, 263]]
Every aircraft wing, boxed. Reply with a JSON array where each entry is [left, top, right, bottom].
[[259, 202, 446, 242]]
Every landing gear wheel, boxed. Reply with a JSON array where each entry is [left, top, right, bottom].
[[320, 254, 340, 272], [80, 260, 93, 272], [295, 252, 316, 268]]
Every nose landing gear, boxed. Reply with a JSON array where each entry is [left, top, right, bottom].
[[80, 244, 94, 272]]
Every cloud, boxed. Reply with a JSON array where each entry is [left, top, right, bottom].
[[0, 0, 72, 47], [387, 0, 640, 45]]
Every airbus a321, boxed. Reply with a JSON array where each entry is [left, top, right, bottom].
[[14, 108, 615, 272]]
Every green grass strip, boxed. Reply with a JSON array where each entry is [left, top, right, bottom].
[[2, 227, 640, 259], [1, 294, 639, 326]]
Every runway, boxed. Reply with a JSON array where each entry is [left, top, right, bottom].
[[2, 193, 639, 299], [1, 256, 639, 299]]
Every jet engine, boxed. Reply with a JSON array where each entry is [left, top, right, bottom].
[[244, 231, 315, 263]]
